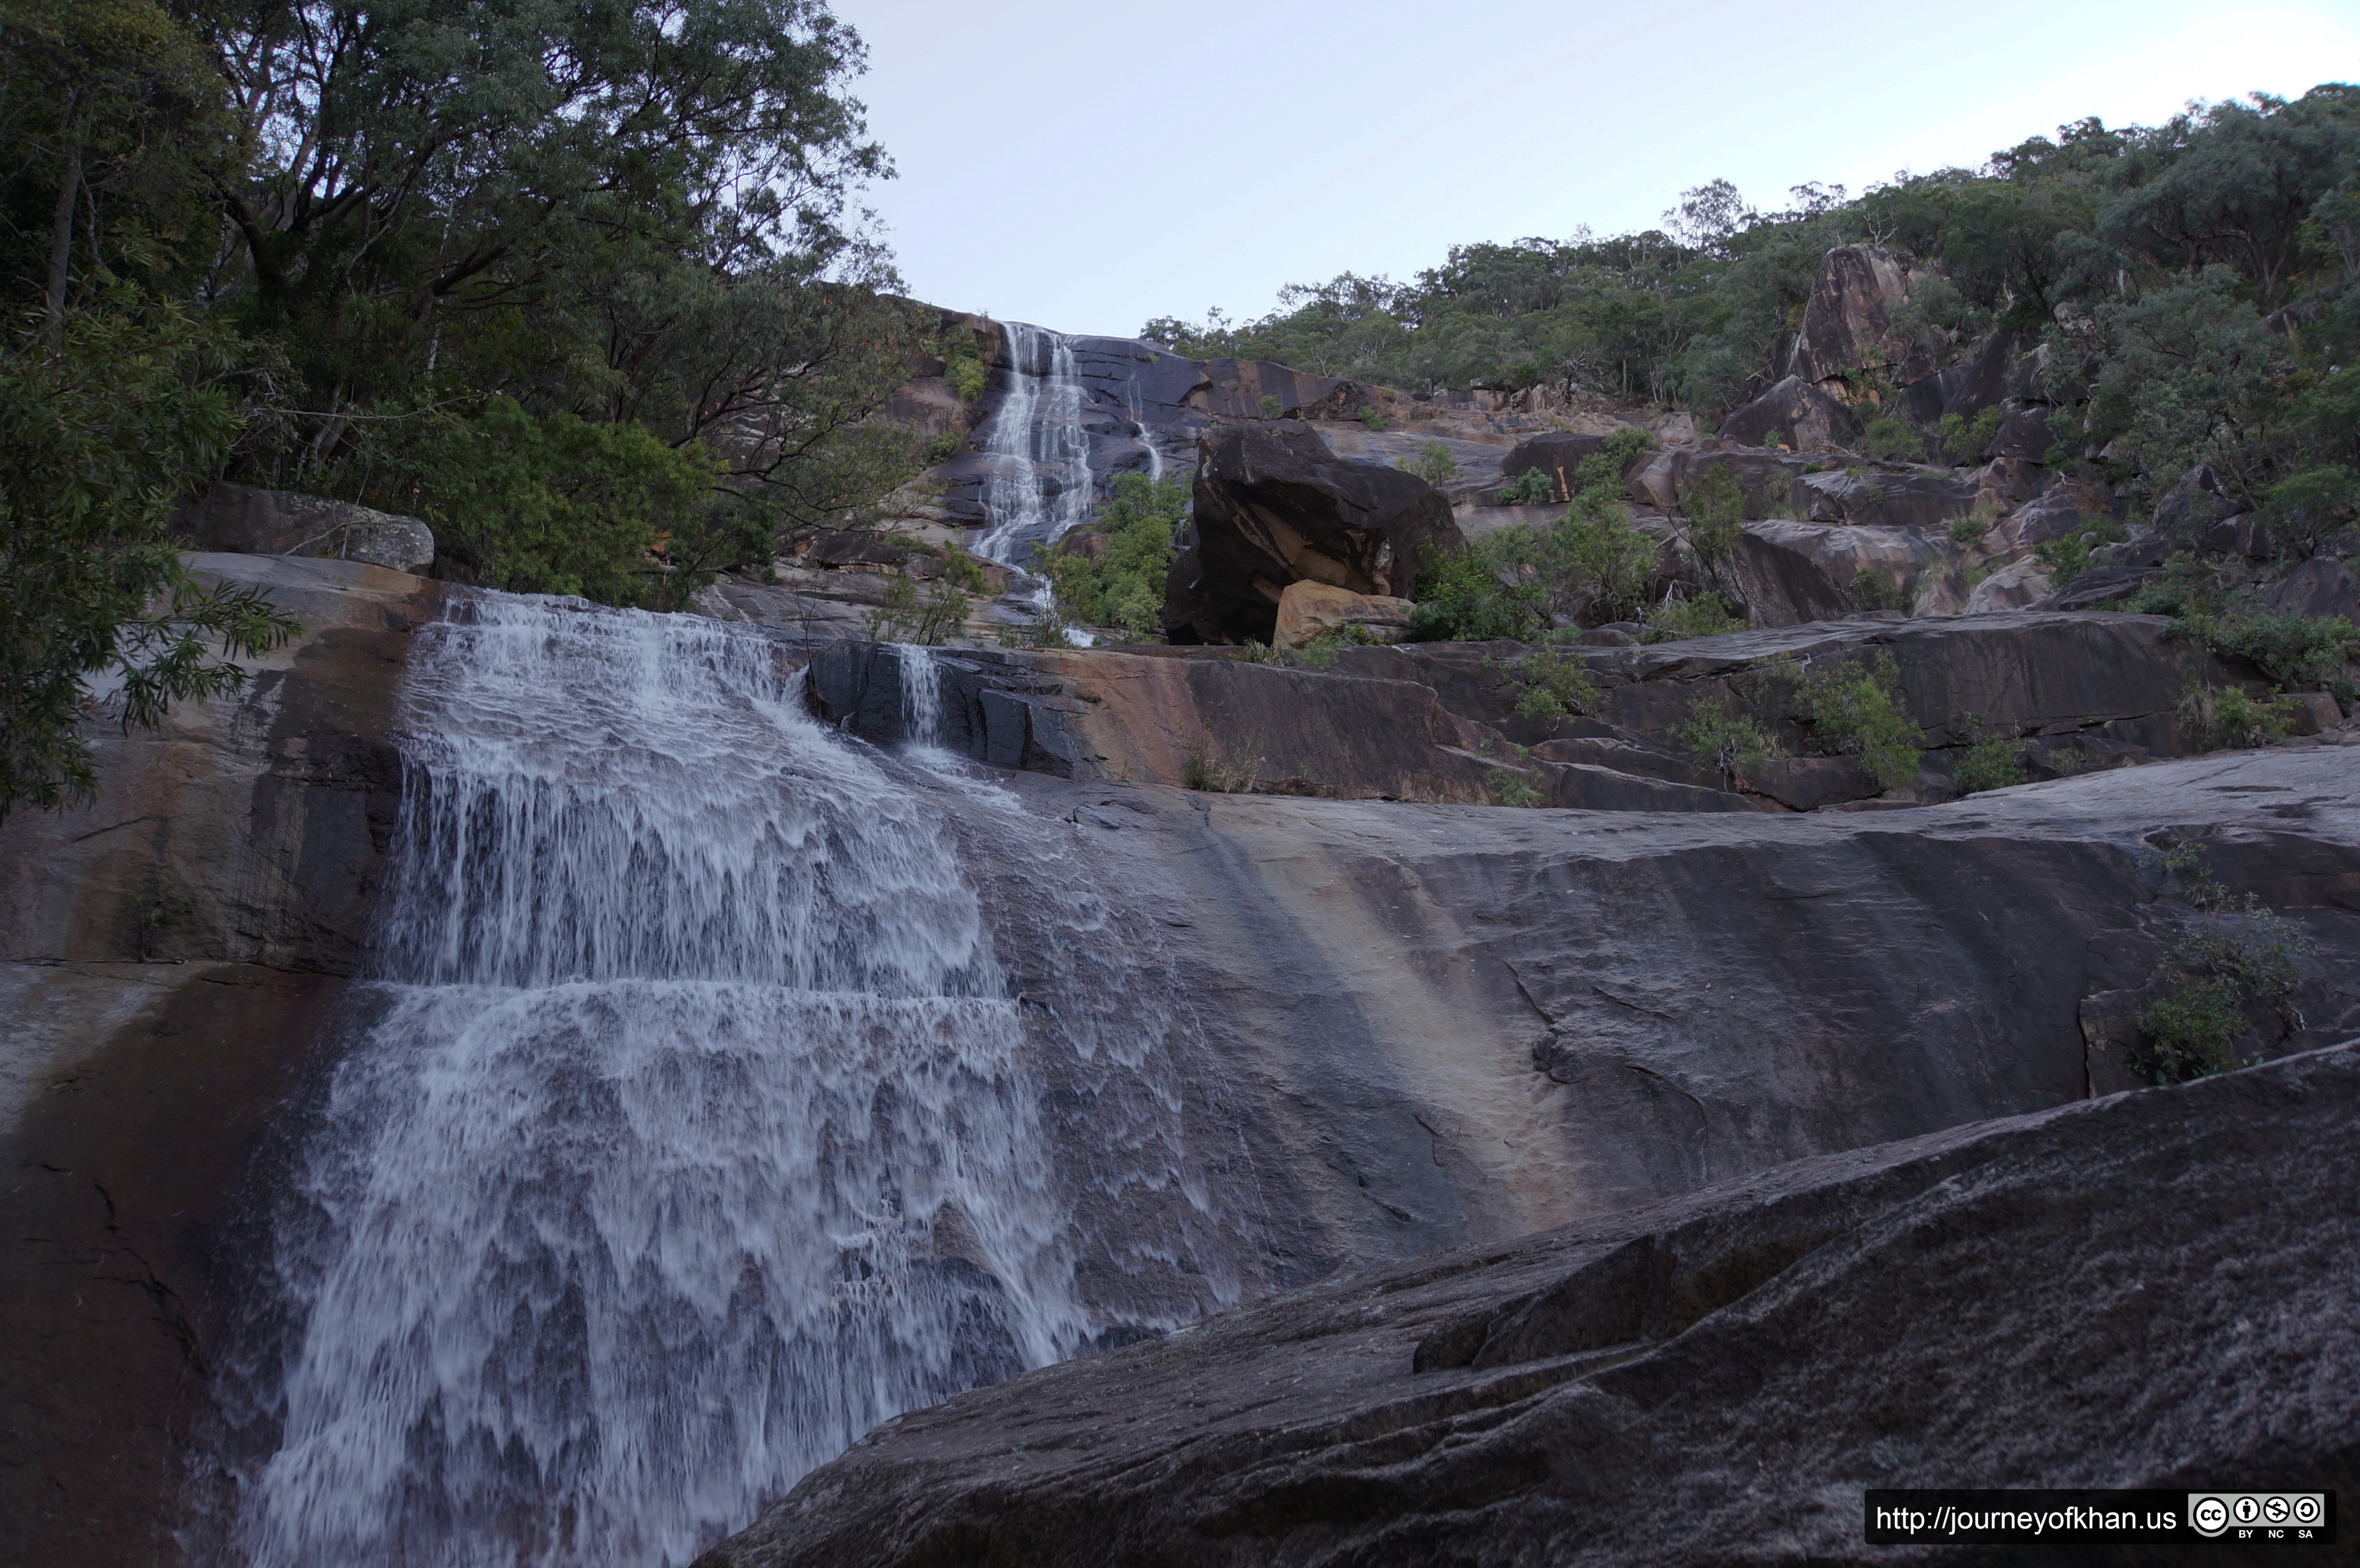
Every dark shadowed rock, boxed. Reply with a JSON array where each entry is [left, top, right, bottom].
[[696, 1037, 2360, 1568], [1714, 375, 1861, 452], [1167, 421, 1463, 645], [0, 554, 444, 1567], [1988, 405, 2065, 463], [2153, 463, 2233, 539], [1900, 327, 2021, 428], [2266, 554, 2360, 623], [1731, 519, 1937, 624]]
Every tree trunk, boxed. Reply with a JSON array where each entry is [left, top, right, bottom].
[[43, 93, 84, 351]]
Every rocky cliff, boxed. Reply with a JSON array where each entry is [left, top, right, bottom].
[[6, 558, 2356, 1564]]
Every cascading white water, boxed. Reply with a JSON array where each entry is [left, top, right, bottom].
[[973, 322, 1095, 569], [230, 599, 1094, 1568], [897, 643, 942, 747]]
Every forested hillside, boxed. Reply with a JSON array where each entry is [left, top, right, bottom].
[[1145, 88, 2358, 519], [1, 0, 934, 813]]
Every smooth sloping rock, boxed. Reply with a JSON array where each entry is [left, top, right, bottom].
[[698, 1040, 2360, 1568], [172, 481, 436, 573], [1731, 519, 1935, 625], [1167, 421, 1463, 645], [1800, 468, 1980, 530], [1714, 375, 1860, 452]]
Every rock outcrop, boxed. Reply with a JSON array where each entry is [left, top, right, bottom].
[[172, 481, 436, 573], [1784, 244, 1926, 387], [1166, 421, 1463, 645], [698, 1039, 2360, 1568], [811, 612, 2249, 808], [1272, 581, 1414, 649], [1714, 375, 1861, 452]]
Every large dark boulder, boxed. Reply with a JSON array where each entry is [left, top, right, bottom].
[[1166, 421, 1463, 645], [696, 1041, 2360, 1568], [1900, 327, 2021, 428], [1714, 375, 1861, 452]]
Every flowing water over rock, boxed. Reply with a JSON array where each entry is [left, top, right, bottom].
[[974, 323, 1096, 569], [219, 599, 1265, 1567]]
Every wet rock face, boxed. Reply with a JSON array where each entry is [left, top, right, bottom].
[[1167, 421, 1463, 645], [696, 1041, 2360, 1568], [0, 555, 445, 1567]]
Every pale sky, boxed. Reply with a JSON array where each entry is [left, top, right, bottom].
[[829, 1, 2360, 340]]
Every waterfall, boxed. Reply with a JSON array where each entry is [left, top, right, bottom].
[[973, 322, 1095, 569], [225, 600, 1102, 1568], [897, 643, 942, 747]]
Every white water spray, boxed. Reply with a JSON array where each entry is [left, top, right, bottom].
[[231, 600, 1093, 1568], [973, 323, 1095, 569]]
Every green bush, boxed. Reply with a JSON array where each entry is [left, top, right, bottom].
[[1487, 768, 1544, 808], [1499, 468, 1555, 505], [410, 397, 720, 606], [1642, 591, 1746, 642], [865, 576, 968, 645], [1861, 416, 1923, 462], [1035, 472, 1186, 637], [922, 432, 961, 465], [1851, 566, 1905, 612], [2174, 607, 2360, 690], [1359, 405, 1389, 430], [1410, 429, 1655, 641], [1679, 463, 1744, 575], [1947, 497, 2002, 543], [944, 338, 989, 404], [2130, 876, 2310, 1085], [2032, 516, 2128, 583], [1258, 393, 1283, 420], [1, 300, 298, 818], [1411, 440, 1462, 485], [1678, 693, 1782, 787], [2176, 680, 2297, 750], [1501, 646, 1599, 721], [1953, 713, 2028, 794], [2258, 464, 2356, 557], [1937, 406, 2004, 465], [1797, 654, 1922, 790], [939, 542, 988, 593]]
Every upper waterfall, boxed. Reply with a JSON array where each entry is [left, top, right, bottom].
[[968, 322, 1173, 570]]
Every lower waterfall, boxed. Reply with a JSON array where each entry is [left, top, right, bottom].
[[216, 598, 1256, 1567]]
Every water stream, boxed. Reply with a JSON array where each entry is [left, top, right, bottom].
[[218, 599, 1262, 1567], [973, 322, 1096, 570]]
